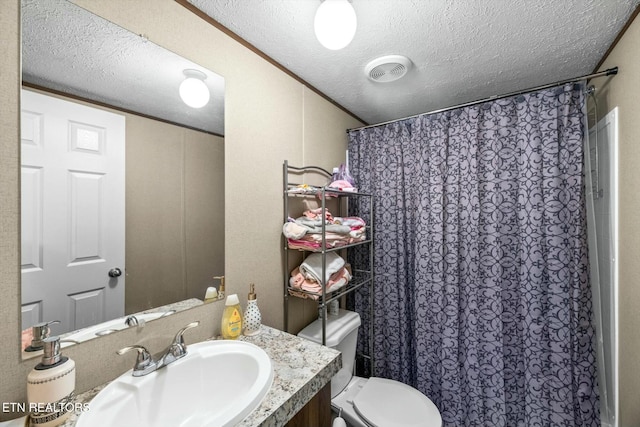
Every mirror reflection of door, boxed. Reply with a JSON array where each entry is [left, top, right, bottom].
[[21, 89, 125, 336]]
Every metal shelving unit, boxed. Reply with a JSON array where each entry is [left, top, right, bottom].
[[282, 160, 374, 370]]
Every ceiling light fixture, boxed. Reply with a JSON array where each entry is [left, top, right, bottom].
[[179, 69, 210, 108], [314, 0, 357, 50]]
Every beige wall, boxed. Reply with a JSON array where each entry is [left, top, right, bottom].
[[595, 12, 640, 427], [126, 115, 225, 313], [184, 128, 225, 303], [0, 0, 362, 416], [0, 0, 23, 415]]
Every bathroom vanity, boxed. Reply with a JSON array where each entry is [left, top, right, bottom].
[[59, 326, 341, 427]]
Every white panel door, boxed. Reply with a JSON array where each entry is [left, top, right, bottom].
[[21, 89, 125, 335]]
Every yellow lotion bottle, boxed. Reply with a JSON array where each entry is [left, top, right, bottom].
[[221, 294, 243, 339]]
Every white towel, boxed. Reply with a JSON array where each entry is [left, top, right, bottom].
[[282, 222, 307, 239], [300, 252, 345, 284]]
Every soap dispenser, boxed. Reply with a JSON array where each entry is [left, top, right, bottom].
[[27, 336, 76, 427], [220, 294, 242, 339], [244, 283, 262, 336]]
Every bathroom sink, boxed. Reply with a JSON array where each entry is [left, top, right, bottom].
[[75, 340, 273, 427], [62, 311, 173, 344]]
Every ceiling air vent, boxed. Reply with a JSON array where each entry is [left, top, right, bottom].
[[365, 55, 413, 83]]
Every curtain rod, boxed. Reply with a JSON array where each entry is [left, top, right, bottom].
[[347, 67, 618, 133]]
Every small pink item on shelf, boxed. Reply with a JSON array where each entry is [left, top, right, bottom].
[[328, 179, 357, 192]]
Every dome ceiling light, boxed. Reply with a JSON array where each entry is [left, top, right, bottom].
[[314, 0, 357, 50], [179, 69, 210, 109]]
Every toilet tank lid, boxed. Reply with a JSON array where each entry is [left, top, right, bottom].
[[297, 309, 361, 348]]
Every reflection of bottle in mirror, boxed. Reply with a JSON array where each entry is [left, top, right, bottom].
[[213, 275, 225, 299], [203, 286, 218, 303], [27, 336, 76, 427], [244, 283, 262, 336]]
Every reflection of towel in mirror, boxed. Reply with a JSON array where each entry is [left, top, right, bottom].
[[300, 252, 344, 284]]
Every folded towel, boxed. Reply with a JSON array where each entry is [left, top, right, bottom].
[[289, 265, 352, 296], [303, 208, 334, 222], [305, 224, 352, 235], [300, 252, 344, 284], [283, 220, 352, 239], [282, 222, 307, 239], [334, 216, 366, 228]]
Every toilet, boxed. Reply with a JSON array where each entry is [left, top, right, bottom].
[[298, 309, 442, 427]]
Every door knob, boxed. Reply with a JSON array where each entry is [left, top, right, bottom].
[[108, 267, 123, 278]]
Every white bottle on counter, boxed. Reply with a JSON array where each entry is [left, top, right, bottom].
[[243, 283, 262, 336], [27, 336, 76, 427]]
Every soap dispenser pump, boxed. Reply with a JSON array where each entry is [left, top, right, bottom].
[[244, 283, 262, 336], [27, 336, 76, 427]]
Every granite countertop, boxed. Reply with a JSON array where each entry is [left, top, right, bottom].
[[62, 325, 341, 426]]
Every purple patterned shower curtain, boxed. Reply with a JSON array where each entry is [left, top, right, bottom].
[[347, 83, 599, 427]]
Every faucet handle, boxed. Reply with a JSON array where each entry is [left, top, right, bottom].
[[157, 321, 200, 367], [173, 321, 200, 345], [117, 345, 156, 377], [168, 321, 200, 359]]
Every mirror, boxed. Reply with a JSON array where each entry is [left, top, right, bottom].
[[20, 0, 225, 355]]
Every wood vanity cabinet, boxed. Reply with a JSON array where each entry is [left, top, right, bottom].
[[285, 383, 332, 427]]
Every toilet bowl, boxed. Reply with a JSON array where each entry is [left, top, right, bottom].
[[298, 309, 442, 427]]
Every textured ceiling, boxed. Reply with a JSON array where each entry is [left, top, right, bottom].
[[22, 0, 225, 135], [188, 0, 639, 126]]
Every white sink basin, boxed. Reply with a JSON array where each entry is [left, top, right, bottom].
[[76, 340, 273, 427], [63, 311, 172, 344]]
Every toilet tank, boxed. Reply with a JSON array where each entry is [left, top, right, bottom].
[[298, 309, 361, 397]]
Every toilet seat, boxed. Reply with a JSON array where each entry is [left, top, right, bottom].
[[352, 377, 442, 427]]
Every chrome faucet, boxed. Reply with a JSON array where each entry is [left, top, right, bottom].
[[117, 321, 200, 376]]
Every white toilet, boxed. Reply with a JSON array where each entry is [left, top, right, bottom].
[[298, 309, 443, 427]]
